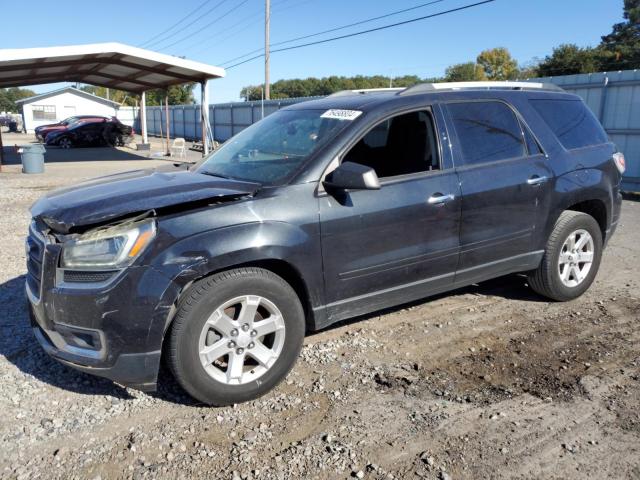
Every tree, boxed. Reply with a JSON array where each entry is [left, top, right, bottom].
[[81, 83, 196, 106], [80, 85, 136, 106], [476, 47, 519, 80], [599, 0, 640, 70], [536, 44, 601, 76], [444, 62, 487, 82], [0, 87, 36, 113], [145, 84, 196, 105], [239, 75, 432, 100]]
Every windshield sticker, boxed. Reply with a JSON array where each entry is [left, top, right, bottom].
[[320, 109, 363, 121]]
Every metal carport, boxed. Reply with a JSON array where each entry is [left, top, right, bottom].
[[0, 42, 226, 167]]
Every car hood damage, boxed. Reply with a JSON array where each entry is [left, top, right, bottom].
[[31, 168, 260, 233]]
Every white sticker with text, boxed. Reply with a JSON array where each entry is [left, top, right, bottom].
[[320, 109, 363, 121]]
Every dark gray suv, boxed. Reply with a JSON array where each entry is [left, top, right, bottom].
[[26, 82, 624, 405]]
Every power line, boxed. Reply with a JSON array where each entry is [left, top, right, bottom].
[[226, 0, 497, 70], [220, 0, 450, 67], [146, 0, 233, 50], [155, 0, 251, 51], [138, 0, 213, 48], [184, 0, 315, 56]]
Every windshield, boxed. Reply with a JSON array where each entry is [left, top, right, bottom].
[[196, 109, 355, 185]]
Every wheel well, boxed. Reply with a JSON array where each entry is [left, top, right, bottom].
[[567, 199, 607, 241], [165, 259, 314, 336]]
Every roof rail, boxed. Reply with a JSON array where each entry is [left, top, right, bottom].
[[328, 87, 404, 97], [399, 81, 565, 96]]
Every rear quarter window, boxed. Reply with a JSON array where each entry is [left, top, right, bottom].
[[529, 99, 608, 150]]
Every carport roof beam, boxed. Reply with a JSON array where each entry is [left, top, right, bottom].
[[0, 42, 225, 93]]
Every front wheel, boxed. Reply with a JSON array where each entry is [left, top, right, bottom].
[[167, 268, 305, 405], [528, 211, 603, 301]]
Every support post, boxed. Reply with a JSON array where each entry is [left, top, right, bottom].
[[265, 0, 271, 100], [165, 94, 170, 155], [201, 80, 210, 156], [0, 126, 4, 172], [140, 91, 148, 144]]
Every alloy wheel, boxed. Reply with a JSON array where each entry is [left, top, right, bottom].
[[198, 295, 286, 385], [558, 228, 594, 288]]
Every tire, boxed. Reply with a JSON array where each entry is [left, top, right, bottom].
[[528, 211, 603, 301], [167, 267, 305, 405], [58, 137, 72, 149]]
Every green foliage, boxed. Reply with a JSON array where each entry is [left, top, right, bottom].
[[476, 47, 519, 80], [444, 62, 487, 82], [240, 75, 431, 101], [599, 0, 640, 70], [145, 84, 196, 106], [80, 83, 196, 106], [536, 44, 602, 76], [0, 87, 36, 113], [80, 85, 136, 106]]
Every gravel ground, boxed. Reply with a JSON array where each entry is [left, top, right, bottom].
[[0, 157, 639, 480]]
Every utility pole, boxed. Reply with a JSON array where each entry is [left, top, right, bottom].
[[264, 0, 271, 100]]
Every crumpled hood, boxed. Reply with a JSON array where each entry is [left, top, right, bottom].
[[31, 168, 260, 233]]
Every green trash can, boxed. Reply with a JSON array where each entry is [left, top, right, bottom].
[[19, 144, 46, 174]]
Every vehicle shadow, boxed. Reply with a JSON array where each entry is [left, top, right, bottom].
[[311, 272, 546, 336], [1, 145, 151, 165], [0, 274, 195, 405], [0, 271, 541, 406]]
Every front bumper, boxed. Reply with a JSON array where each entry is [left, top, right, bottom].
[[25, 228, 180, 391], [29, 304, 160, 391]]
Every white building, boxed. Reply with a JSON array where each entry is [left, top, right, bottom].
[[16, 86, 120, 133]]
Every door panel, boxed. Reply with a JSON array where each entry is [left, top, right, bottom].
[[443, 100, 553, 281], [319, 171, 461, 320], [455, 156, 552, 273]]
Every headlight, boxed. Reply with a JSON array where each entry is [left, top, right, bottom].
[[61, 219, 156, 269]]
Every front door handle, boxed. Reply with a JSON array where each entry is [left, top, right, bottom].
[[428, 193, 455, 205], [527, 175, 548, 186]]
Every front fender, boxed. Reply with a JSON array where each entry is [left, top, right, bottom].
[[145, 220, 323, 349]]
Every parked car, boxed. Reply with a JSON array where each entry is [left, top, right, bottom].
[[0, 114, 13, 127], [45, 119, 134, 148], [27, 82, 624, 405], [35, 115, 111, 142]]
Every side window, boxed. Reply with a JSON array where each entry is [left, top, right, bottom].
[[522, 123, 543, 156], [529, 99, 608, 150], [343, 110, 439, 178], [447, 101, 526, 165]]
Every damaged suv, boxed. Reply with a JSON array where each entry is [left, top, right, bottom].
[[27, 82, 624, 405]]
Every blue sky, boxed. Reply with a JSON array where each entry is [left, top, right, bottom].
[[3, 0, 623, 102]]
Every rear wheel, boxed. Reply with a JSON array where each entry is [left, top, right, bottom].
[[528, 211, 603, 301], [168, 267, 305, 405]]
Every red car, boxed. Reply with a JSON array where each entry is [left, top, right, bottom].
[[35, 115, 111, 142]]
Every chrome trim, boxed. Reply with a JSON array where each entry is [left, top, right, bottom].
[[428, 193, 455, 205], [527, 176, 548, 186], [33, 325, 105, 360]]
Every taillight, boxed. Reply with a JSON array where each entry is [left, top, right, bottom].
[[613, 152, 626, 174]]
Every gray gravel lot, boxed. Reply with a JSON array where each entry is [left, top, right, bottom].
[[0, 155, 639, 480]]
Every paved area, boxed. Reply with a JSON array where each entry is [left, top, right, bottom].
[[0, 130, 205, 167], [0, 160, 639, 480]]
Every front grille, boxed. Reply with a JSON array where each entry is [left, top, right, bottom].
[[62, 270, 117, 283], [26, 221, 46, 300]]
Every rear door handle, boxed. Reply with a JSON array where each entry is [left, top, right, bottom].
[[527, 175, 548, 186], [428, 193, 455, 205]]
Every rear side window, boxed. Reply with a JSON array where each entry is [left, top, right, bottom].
[[447, 101, 526, 165], [530, 99, 608, 150]]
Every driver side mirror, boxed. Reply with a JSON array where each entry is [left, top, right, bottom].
[[323, 162, 380, 191]]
